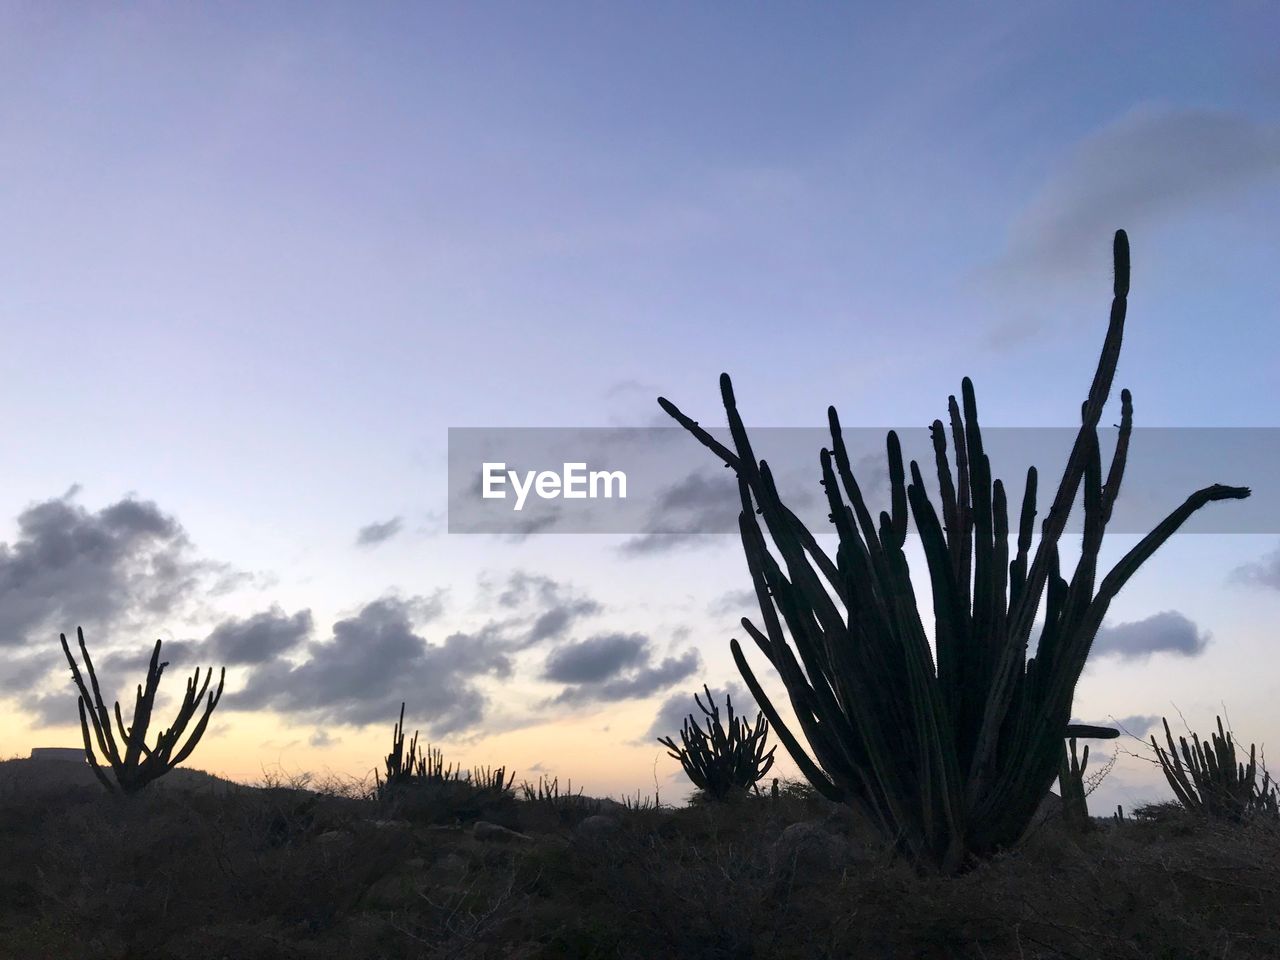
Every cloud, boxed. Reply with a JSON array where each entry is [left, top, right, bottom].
[[499, 511, 564, 542], [309, 729, 340, 748], [708, 589, 758, 617], [228, 596, 507, 732], [1113, 714, 1161, 738], [619, 470, 742, 556], [0, 489, 219, 649], [543, 633, 649, 684], [355, 517, 404, 548], [644, 680, 758, 743], [1090, 610, 1209, 661], [524, 599, 601, 646], [983, 106, 1280, 300], [485, 571, 601, 646], [203, 608, 314, 665], [547, 642, 700, 707], [1230, 541, 1280, 590]]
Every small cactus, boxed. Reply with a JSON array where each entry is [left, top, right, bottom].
[[658, 683, 777, 801]]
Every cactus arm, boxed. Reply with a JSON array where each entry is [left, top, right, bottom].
[[76, 697, 116, 793]]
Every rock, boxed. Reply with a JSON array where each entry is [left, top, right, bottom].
[[573, 814, 620, 842], [473, 820, 533, 843], [366, 818, 412, 830], [771, 821, 851, 872], [315, 830, 346, 845]]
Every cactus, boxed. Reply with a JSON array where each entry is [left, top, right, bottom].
[[375, 702, 464, 799], [1152, 716, 1279, 821], [373, 704, 515, 823], [1059, 739, 1092, 832], [1059, 727, 1119, 832], [658, 230, 1250, 872], [519, 776, 602, 825], [60, 627, 225, 794], [658, 683, 777, 801]]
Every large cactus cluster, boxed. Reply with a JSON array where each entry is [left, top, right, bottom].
[[60, 627, 225, 794], [658, 683, 778, 801], [659, 231, 1250, 872], [1153, 716, 1279, 821]]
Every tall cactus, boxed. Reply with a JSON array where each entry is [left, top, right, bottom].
[[658, 230, 1250, 872], [658, 683, 777, 800], [60, 627, 225, 794]]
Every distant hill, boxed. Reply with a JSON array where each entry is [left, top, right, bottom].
[[0, 753, 240, 795]]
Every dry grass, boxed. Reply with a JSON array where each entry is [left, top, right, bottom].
[[1, 773, 1278, 959]]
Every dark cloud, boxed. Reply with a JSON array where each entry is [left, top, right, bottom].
[[92, 607, 318, 674], [1230, 542, 1280, 590], [988, 107, 1280, 294], [497, 511, 563, 542], [228, 596, 506, 732], [356, 517, 404, 548], [99, 639, 206, 673], [0, 489, 215, 649], [548, 638, 700, 707], [204, 608, 313, 665], [543, 633, 649, 684], [485, 571, 601, 646], [309, 729, 340, 748], [618, 470, 740, 556], [526, 599, 603, 646], [643, 680, 758, 743], [1090, 610, 1209, 660]]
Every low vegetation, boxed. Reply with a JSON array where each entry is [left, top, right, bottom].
[[3, 768, 1280, 959]]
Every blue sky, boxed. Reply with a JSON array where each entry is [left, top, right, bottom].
[[1, 3, 1278, 812]]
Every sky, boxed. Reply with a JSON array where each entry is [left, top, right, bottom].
[[1, 2, 1278, 815]]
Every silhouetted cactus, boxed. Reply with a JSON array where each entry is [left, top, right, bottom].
[[1059, 726, 1119, 832], [658, 684, 777, 801], [373, 703, 516, 822], [659, 230, 1250, 872], [1060, 738, 1093, 832], [60, 627, 225, 794], [375, 702, 461, 800], [519, 776, 602, 825], [1152, 716, 1278, 821]]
